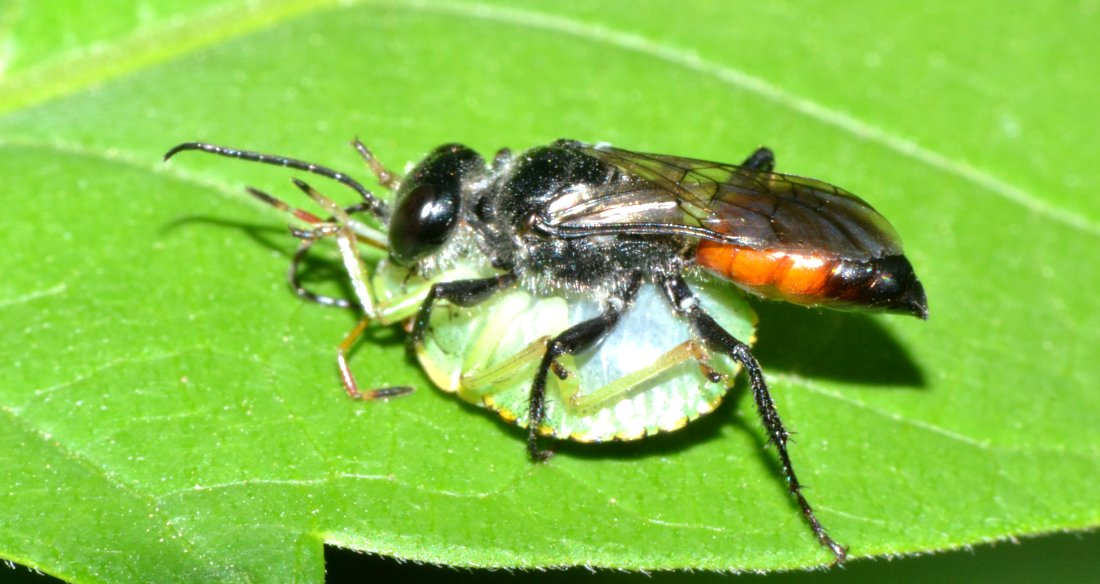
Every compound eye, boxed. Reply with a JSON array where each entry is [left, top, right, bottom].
[[388, 182, 459, 265]]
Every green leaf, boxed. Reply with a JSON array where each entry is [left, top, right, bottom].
[[1, 1, 1097, 582]]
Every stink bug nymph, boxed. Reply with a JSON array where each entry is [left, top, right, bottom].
[[164, 138, 928, 564]]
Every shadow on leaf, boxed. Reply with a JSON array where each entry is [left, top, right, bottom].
[[751, 301, 926, 388], [164, 215, 366, 308]]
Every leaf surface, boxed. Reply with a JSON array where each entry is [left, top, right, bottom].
[[1, 1, 1097, 582]]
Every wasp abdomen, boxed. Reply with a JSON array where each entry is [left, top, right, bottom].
[[696, 242, 834, 301], [696, 241, 927, 318]]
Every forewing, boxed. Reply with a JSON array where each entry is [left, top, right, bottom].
[[552, 142, 904, 259]]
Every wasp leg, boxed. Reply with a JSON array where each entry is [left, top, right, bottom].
[[658, 273, 848, 564], [740, 147, 775, 173], [350, 138, 400, 192], [527, 300, 636, 461], [410, 274, 518, 346]]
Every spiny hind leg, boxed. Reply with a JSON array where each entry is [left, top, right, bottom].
[[659, 273, 847, 564]]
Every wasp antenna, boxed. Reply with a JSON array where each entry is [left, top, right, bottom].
[[162, 141, 391, 220], [163, 142, 204, 161]]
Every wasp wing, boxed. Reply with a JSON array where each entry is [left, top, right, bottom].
[[546, 142, 903, 260]]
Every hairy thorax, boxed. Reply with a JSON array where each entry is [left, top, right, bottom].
[[486, 145, 686, 299]]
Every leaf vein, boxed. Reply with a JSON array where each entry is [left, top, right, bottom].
[[782, 374, 991, 447], [0, 282, 66, 309]]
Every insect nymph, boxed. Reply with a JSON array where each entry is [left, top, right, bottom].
[[165, 138, 927, 563]]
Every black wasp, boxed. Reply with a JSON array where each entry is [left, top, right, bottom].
[[165, 138, 928, 563]]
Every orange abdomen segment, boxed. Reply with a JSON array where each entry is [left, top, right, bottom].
[[696, 240, 837, 304]]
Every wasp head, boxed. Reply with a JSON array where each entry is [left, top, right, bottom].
[[388, 144, 486, 266]]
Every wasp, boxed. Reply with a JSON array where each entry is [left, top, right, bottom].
[[165, 138, 927, 563]]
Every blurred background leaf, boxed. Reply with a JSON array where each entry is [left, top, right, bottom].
[[0, 1, 1097, 582]]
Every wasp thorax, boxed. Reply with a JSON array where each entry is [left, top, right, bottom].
[[388, 144, 486, 265]]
